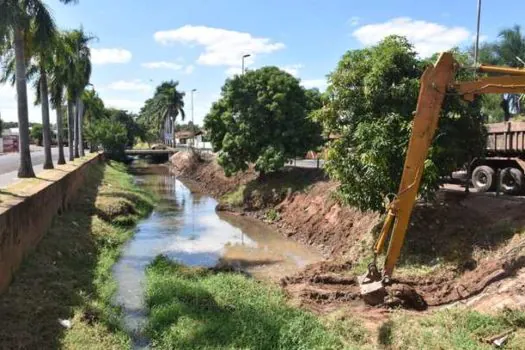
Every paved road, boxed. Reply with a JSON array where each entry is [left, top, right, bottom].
[[0, 147, 72, 188]]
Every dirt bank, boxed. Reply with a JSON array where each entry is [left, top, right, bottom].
[[170, 152, 525, 315]]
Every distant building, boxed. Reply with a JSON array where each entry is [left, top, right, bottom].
[[174, 130, 212, 149]]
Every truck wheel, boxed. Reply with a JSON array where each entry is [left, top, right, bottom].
[[500, 167, 524, 195], [471, 165, 495, 192]]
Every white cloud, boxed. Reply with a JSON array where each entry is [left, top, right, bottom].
[[348, 16, 360, 27], [281, 64, 303, 77], [154, 25, 285, 69], [184, 65, 195, 74], [107, 79, 152, 92], [142, 61, 183, 70], [352, 17, 470, 57], [225, 66, 242, 76], [104, 99, 144, 112], [91, 48, 132, 64], [301, 79, 327, 91]]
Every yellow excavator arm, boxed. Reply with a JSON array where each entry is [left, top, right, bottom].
[[360, 52, 525, 302]]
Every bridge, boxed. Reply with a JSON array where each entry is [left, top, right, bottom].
[[125, 149, 176, 156], [125, 146, 213, 157]]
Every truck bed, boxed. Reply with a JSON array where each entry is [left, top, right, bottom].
[[486, 121, 525, 155]]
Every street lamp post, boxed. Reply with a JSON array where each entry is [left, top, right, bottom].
[[191, 88, 197, 147], [474, 0, 482, 67], [242, 54, 251, 75]]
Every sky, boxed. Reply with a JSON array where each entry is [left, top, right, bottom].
[[1, 0, 524, 125]]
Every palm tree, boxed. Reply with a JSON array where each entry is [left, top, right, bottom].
[[150, 81, 186, 143], [64, 29, 92, 158], [1, 30, 56, 169], [82, 88, 104, 151], [497, 25, 525, 67], [0, 0, 77, 177], [49, 32, 71, 165]]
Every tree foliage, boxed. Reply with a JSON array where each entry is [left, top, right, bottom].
[[204, 66, 323, 176], [30, 123, 44, 146], [85, 117, 127, 160], [137, 81, 185, 142], [318, 36, 486, 212]]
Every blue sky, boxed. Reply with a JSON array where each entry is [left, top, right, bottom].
[[1, 0, 524, 124]]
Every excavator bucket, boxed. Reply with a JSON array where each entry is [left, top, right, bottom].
[[358, 263, 387, 306]]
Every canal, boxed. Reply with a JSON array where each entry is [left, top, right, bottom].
[[112, 162, 322, 347]]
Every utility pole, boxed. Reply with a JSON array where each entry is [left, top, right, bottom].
[[191, 88, 196, 147], [242, 54, 251, 75]]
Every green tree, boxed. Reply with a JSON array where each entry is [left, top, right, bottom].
[[30, 123, 44, 146], [84, 118, 127, 160], [105, 108, 141, 148], [0, 0, 76, 177], [137, 81, 186, 142], [497, 25, 525, 67], [82, 88, 105, 151], [204, 66, 323, 176], [319, 36, 485, 212], [49, 31, 70, 165], [64, 28, 92, 159]]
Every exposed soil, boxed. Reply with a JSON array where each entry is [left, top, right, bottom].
[[170, 153, 525, 318], [170, 151, 257, 197]]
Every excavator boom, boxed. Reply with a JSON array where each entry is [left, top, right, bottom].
[[360, 53, 525, 304]]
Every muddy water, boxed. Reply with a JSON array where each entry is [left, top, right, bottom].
[[112, 163, 322, 347]]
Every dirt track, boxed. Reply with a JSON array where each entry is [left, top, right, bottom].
[[170, 152, 525, 318]]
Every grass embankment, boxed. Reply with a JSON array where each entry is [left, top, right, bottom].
[[145, 256, 373, 350], [386, 308, 525, 349], [220, 167, 322, 209], [145, 257, 525, 350], [0, 161, 154, 349]]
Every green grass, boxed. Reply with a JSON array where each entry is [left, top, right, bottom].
[[265, 207, 280, 222], [386, 308, 525, 350], [145, 256, 351, 350], [0, 160, 155, 349], [221, 184, 246, 207], [220, 167, 324, 210]]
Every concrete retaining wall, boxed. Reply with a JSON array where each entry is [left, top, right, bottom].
[[0, 153, 103, 293]]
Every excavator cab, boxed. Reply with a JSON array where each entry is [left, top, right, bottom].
[[359, 52, 525, 304]]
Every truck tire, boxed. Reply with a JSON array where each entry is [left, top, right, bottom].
[[471, 165, 495, 192], [500, 167, 524, 195]]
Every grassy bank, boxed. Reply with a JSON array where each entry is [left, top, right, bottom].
[[144, 256, 375, 350], [386, 308, 525, 349], [145, 256, 525, 350], [0, 161, 154, 349]]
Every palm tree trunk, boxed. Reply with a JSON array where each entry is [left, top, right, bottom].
[[56, 102, 66, 165], [67, 99, 74, 161], [77, 98, 85, 157], [40, 66, 54, 169], [14, 27, 35, 178], [74, 99, 79, 158]]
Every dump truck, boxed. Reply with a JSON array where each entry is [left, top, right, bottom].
[[468, 121, 525, 194]]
